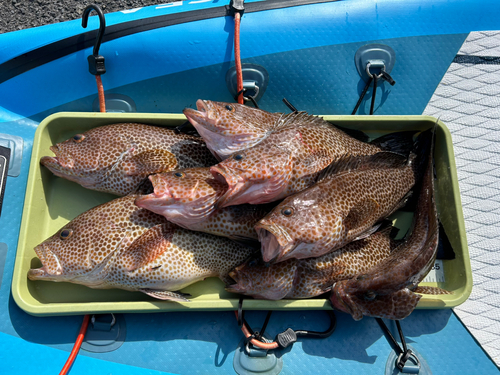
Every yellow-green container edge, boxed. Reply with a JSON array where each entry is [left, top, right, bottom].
[[11, 112, 473, 316]]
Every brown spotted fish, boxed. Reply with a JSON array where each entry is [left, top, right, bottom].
[[210, 118, 383, 208], [183, 100, 283, 159], [40, 123, 217, 196], [134, 167, 269, 240], [255, 147, 423, 263], [27, 195, 255, 301], [226, 224, 397, 300], [330, 127, 451, 320]]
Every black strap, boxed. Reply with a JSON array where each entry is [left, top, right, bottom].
[[234, 89, 260, 108], [282, 98, 299, 113], [352, 76, 373, 115], [369, 74, 378, 115], [376, 318, 417, 371], [376, 318, 403, 355]]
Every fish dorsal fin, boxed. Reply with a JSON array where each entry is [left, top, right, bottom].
[[124, 150, 178, 175], [120, 224, 176, 272], [316, 152, 408, 184], [274, 111, 330, 131], [140, 289, 191, 302]]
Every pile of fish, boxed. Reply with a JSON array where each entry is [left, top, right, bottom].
[[29, 100, 450, 320]]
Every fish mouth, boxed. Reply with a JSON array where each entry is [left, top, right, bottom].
[[183, 100, 217, 129], [149, 174, 174, 199], [225, 266, 248, 293], [210, 164, 288, 207], [255, 221, 295, 263], [134, 175, 174, 213], [28, 244, 63, 280], [134, 193, 172, 214], [41, 145, 75, 169], [225, 261, 260, 296], [330, 282, 363, 320], [330, 282, 353, 314], [136, 175, 218, 225], [210, 165, 249, 208]]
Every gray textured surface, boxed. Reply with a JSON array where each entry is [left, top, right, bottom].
[[0, 1, 171, 34], [423, 31, 500, 367]]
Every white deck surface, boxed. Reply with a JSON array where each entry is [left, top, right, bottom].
[[424, 31, 500, 367]]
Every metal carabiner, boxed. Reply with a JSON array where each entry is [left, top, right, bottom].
[[396, 350, 421, 374], [366, 61, 385, 80], [82, 4, 106, 57]]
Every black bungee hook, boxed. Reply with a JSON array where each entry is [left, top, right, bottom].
[[81, 4, 106, 75]]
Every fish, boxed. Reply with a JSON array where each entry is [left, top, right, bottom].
[[210, 118, 384, 208], [27, 195, 255, 301], [183, 100, 283, 159], [134, 167, 269, 240], [255, 148, 422, 263], [40, 123, 218, 196], [330, 127, 451, 320], [226, 224, 398, 300]]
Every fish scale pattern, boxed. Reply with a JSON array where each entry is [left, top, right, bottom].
[[423, 30, 500, 367]]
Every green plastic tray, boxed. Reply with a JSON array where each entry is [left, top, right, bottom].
[[12, 112, 472, 316]]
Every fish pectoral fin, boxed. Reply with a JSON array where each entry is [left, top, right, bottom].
[[300, 150, 333, 171], [308, 263, 345, 292], [345, 199, 381, 239], [140, 289, 191, 302], [352, 223, 383, 241], [120, 224, 176, 272], [413, 286, 453, 295], [125, 149, 178, 175]]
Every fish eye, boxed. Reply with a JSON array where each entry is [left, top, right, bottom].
[[173, 171, 185, 178], [72, 134, 85, 143], [233, 153, 245, 161], [59, 229, 73, 240], [364, 291, 377, 301], [248, 259, 259, 267], [225, 105, 235, 112], [281, 207, 294, 217]]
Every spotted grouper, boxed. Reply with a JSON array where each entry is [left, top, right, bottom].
[[254, 129, 433, 263], [27, 195, 255, 301], [330, 127, 451, 320], [134, 167, 270, 240], [183, 100, 283, 159], [40, 123, 217, 196], [210, 117, 384, 208], [226, 224, 398, 300]]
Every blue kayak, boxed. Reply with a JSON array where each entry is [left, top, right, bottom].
[[0, 1, 499, 374]]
